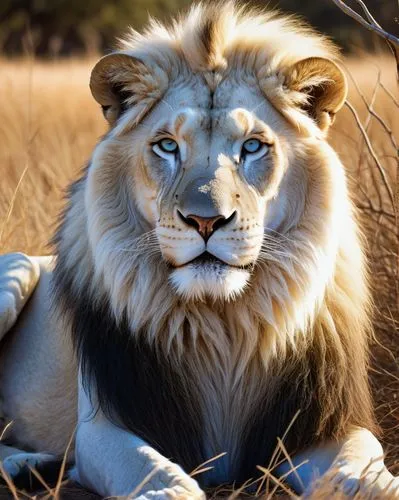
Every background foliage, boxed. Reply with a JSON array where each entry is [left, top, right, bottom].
[[0, 0, 398, 56]]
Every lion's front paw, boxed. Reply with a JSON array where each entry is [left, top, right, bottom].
[[1, 452, 55, 479], [136, 468, 205, 500], [332, 466, 399, 498], [307, 465, 399, 499], [135, 484, 205, 500], [129, 448, 205, 499]]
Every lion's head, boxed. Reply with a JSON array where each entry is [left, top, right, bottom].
[[55, 1, 369, 363], [81, 1, 348, 306]]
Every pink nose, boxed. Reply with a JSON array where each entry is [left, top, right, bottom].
[[178, 212, 235, 241]]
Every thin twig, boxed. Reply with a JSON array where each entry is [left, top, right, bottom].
[[0, 463, 22, 500], [28, 466, 53, 495], [0, 421, 13, 441], [345, 100, 395, 209], [276, 437, 306, 492], [256, 464, 299, 498], [190, 452, 227, 477], [126, 466, 160, 499], [364, 69, 381, 132], [380, 81, 399, 108], [329, 0, 399, 47], [257, 409, 301, 496], [329, 0, 399, 76], [344, 65, 398, 151], [53, 427, 76, 498], [352, 0, 382, 28], [0, 166, 29, 246]]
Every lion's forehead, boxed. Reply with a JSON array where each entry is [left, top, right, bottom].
[[165, 75, 263, 114], [161, 77, 273, 140], [213, 77, 263, 109]]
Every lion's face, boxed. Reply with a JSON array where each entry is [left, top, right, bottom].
[[149, 81, 293, 300], [96, 75, 298, 301], [87, 21, 346, 303]]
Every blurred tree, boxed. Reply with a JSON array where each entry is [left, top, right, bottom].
[[0, 0, 192, 55], [0, 0, 397, 56], [271, 0, 398, 52]]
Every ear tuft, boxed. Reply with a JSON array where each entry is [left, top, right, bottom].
[[90, 53, 168, 126], [284, 57, 347, 132]]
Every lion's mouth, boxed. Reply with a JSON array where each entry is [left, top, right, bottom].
[[173, 252, 253, 270], [171, 251, 226, 268], [190, 252, 225, 266]]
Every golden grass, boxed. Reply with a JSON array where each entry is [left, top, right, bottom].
[[328, 55, 399, 477], [0, 58, 106, 254], [0, 53, 397, 497]]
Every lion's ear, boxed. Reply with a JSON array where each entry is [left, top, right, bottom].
[[90, 53, 168, 126], [284, 57, 347, 132]]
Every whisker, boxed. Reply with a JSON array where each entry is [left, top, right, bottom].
[[263, 227, 298, 244], [258, 249, 299, 263], [115, 246, 161, 254]]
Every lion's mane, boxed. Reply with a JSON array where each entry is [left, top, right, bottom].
[[52, 1, 376, 486]]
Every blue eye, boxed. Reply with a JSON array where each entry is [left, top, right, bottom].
[[158, 138, 178, 153], [242, 138, 263, 155]]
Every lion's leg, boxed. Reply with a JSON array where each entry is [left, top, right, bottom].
[[0, 253, 66, 484], [0, 443, 55, 479], [72, 371, 205, 499], [0, 253, 55, 479], [0, 443, 27, 461], [276, 428, 399, 497]]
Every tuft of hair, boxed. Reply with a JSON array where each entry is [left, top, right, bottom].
[[118, 1, 339, 75]]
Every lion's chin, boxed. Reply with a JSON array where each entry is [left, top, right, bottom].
[[169, 261, 250, 301]]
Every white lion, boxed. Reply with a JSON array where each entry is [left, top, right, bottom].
[[0, 3, 397, 498]]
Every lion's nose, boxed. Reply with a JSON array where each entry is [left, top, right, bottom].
[[178, 211, 236, 242]]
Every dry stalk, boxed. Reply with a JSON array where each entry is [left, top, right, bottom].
[[343, 65, 398, 151], [364, 69, 381, 132], [379, 81, 399, 108], [345, 99, 395, 210], [329, 0, 399, 227], [330, 0, 399, 466]]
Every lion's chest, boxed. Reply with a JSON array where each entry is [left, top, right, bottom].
[[116, 336, 275, 486], [128, 348, 316, 488], [129, 345, 277, 487], [71, 296, 318, 489], [196, 368, 264, 485]]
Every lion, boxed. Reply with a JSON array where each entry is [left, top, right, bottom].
[[0, 2, 397, 498]]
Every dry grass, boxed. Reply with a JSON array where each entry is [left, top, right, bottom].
[[0, 57, 106, 254], [328, 55, 399, 476], [0, 53, 397, 498]]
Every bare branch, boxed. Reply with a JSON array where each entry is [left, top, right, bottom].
[[343, 65, 398, 151], [352, 0, 382, 28], [329, 0, 399, 47], [345, 100, 395, 209], [364, 69, 381, 132], [329, 0, 399, 76], [380, 81, 399, 109]]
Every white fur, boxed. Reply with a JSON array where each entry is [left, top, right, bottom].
[[0, 253, 39, 338], [278, 428, 399, 497], [72, 372, 204, 498], [0, 255, 396, 498], [170, 263, 250, 301], [2, 452, 55, 479], [0, 3, 396, 498]]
